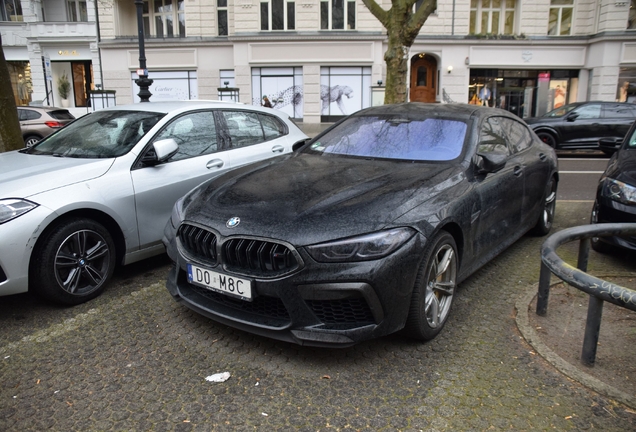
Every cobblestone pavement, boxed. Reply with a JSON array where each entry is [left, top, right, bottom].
[[1, 202, 635, 431]]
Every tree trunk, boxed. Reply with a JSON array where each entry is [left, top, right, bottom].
[[0, 34, 23, 153]]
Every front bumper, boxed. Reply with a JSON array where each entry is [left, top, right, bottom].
[[163, 221, 426, 347], [592, 196, 636, 250]]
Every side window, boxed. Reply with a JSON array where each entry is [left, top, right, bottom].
[[259, 113, 286, 140], [21, 109, 41, 120], [501, 118, 532, 153], [603, 104, 636, 119], [478, 116, 510, 156], [573, 104, 601, 119], [222, 111, 265, 148], [154, 111, 218, 162]]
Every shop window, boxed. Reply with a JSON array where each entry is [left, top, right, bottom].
[[1, 0, 22, 21], [469, 0, 516, 35], [320, 66, 371, 120], [218, 0, 228, 35], [321, 0, 355, 30], [67, 0, 87, 22], [143, 0, 186, 37], [548, 0, 573, 36], [629, 0, 636, 30], [261, 0, 295, 31]]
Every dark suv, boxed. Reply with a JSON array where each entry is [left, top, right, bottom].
[[524, 102, 636, 153]]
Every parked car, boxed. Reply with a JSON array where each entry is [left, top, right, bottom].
[[523, 101, 636, 153], [590, 121, 636, 252], [18, 106, 75, 147], [0, 101, 308, 305], [163, 103, 559, 347]]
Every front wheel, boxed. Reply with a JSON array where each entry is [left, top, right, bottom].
[[531, 176, 557, 236], [31, 218, 116, 305], [404, 231, 458, 341], [590, 202, 615, 254]]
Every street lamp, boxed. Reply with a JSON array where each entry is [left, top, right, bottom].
[[134, 0, 153, 102]]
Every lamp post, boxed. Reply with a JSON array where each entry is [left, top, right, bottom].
[[134, 0, 153, 102]]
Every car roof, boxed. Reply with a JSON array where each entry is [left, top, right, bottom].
[[352, 102, 518, 121], [97, 100, 278, 116]]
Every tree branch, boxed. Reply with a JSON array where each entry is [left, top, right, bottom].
[[361, 0, 389, 27], [407, 0, 437, 37]]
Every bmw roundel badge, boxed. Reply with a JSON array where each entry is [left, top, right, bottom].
[[226, 217, 240, 228]]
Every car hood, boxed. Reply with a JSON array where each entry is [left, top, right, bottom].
[[183, 153, 464, 246], [607, 149, 636, 186], [0, 151, 114, 199]]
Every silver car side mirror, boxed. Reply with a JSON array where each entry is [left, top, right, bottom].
[[153, 138, 179, 162]]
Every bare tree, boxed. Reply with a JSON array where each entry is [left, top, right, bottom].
[[0, 34, 23, 152], [361, 0, 437, 104]]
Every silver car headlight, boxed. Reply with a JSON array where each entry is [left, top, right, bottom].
[[306, 228, 415, 263], [0, 199, 38, 224], [601, 178, 636, 205]]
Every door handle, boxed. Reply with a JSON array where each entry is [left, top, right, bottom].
[[513, 166, 523, 176], [539, 153, 547, 161], [206, 159, 224, 169], [271, 145, 285, 153]]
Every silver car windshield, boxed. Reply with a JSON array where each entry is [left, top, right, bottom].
[[25, 110, 165, 158], [306, 116, 467, 161]]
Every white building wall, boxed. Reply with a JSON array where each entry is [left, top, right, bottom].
[[597, 0, 631, 33], [518, 0, 550, 36]]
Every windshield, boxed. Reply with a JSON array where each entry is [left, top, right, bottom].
[[304, 116, 467, 161], [542, 104, 579, 118], [25, 110, 165, 158]]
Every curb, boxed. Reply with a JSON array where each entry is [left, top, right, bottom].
[[515, 282, 636, 409]]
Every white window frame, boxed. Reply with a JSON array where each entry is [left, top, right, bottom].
[[548, 0, 574, 36], [260, 0, 295, 31], [470, 0, 516, 35], [143, 0, 186, 37], [320, 0, 356, 30], [67, 0, 87, 22]]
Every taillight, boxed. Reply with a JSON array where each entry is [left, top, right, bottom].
[[44, 121, 64, 128]]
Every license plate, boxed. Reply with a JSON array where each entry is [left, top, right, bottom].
[[187, 263, 252, 301]]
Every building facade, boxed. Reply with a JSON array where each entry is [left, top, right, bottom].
[[3, 0, 636, 123], [1, 0, 102, 114]]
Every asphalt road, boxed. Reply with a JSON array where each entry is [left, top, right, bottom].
[[2, 152, 634, 431]]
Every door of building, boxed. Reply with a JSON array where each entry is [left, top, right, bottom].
[[409, 55, 437, 103]]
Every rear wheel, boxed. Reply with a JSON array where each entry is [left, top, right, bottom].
[[24, 135, 41, 147], [536, 131, 557, 148], [531, 176, 557, 236], [31, 218, 116, 305], [404, 231, 458, 341]]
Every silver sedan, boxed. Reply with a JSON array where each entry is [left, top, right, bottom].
[[0, 101, 308, 304]]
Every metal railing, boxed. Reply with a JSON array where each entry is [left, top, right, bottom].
[[536, 223, 636, 366]]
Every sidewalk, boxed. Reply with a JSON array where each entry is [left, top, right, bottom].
[[516, 251, 636, 409]]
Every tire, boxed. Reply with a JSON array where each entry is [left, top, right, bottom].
[[404, 231, 458, 341], [536, 131, 557, 149], [590, 202, 615, 254], [31, 218, 116, 305], [24, 135, 41, 148], [531, 176, 557, 236]]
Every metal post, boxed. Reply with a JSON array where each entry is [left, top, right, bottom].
[[134, 0, 153, 102], [536, 261, 551, 316], [581, 295, 604, 367], [577, 237, 590, 272]]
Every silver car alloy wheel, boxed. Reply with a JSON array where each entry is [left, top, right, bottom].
[[54, 229, 111, 295], [424, 243, 456, 328]]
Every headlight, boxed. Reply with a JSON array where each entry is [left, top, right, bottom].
[[0, 199, 38, 224], [306, 228, 415, 263], [601, 178, 636, 205]]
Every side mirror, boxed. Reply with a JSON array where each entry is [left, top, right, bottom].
[[565, 113, 579, 122], [292, 138, 311, 152], [141, 138, 179, 166], [475, 152, 507, 174], [598, 137, 622, 154]]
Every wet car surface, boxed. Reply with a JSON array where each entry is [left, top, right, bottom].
[[164, 103, 559, 346]]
